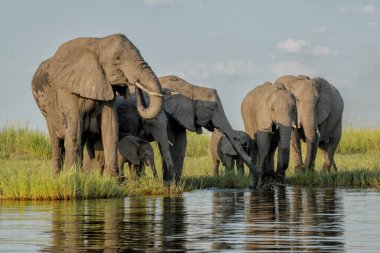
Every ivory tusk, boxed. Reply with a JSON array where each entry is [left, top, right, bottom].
[[316, 127, 320, 138], [292, 123, 297, 129], [135, 81, 163, 97], [297, 121, 302, 129], [168, 140, 174, 147]]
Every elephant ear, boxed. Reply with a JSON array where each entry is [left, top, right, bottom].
[[118, 136, 140, 165], [220, 136, 237, 156], [314, 78, 332, 125], [163, 89, 197, 131], [49, 48, 114, 101]]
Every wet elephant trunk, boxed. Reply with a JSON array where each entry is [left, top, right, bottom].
[[212, 113, 259, 188]]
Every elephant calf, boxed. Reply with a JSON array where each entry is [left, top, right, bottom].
[[241, 82, 297, 180], [210, 129, 251, 176], [118, 135, 158, 179]]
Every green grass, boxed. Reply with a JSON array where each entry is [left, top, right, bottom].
[[1, 124, 380, 200]]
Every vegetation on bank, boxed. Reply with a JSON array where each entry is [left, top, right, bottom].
[[0, 124, 380, 200]]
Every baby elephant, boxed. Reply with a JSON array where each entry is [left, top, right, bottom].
[[241, 82, 297, 180], [210, 129, 252, 176], [118, 135, 158, 179]]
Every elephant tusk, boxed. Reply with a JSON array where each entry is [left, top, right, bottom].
[[297, 121, 302, 129], [163, 90, 179, 95], [135, 81, 163, 97], [316, 127, 320, 138], [292, 123, 297, 129], [168, 140, 174, 147], [276, 124, 279, 130]]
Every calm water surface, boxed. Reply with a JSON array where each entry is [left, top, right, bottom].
[[1, 187, 379, 252]]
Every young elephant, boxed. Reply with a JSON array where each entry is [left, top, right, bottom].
[[118, 135, 158, 179], [210, 129, 251, 176], [241, 82, 297, 180]]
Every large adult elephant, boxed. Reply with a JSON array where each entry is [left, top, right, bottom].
[[241, 82, 297, 180], [274, 75, 344, 172], [159, 75, 259, 188], [32, 34, 163, 175]]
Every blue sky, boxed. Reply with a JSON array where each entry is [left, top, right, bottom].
[[1, 0, 379, 130]]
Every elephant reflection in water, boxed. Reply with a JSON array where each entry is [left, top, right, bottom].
[[46, 196, 187, 252], [47, 198, 126, 252], [244, 187, 344, 251], [211, 191, 245, 251]]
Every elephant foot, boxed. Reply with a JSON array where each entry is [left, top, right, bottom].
[[275, 169, 286, 182], [295, 164, 305, 174], [322, 163, 331, 172]]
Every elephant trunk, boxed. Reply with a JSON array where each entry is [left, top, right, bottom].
[[278, 125, 291, 172], [302, 110, 318, 170], [129, 62, 163, 119], [212, 112, 259, 188]]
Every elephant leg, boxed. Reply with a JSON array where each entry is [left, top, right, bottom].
[[166, 123, 187, 182], [291, 129, 304, 173], [267, 136, 278, 179], [47, 123, 64, 174], [256, 133, 271, 181], [63, 112, 83, 169], [236, 158, 244, 176], [211, 153, 220, 176], [101, 101, 118, 177], [332, 159, 338, 171], [117, 154, 126, 181], [129, 163, 138, 179], [319, 142, 331, 172]]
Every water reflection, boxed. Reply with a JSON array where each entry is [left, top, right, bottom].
[[245, 187, 344, 252], [2, 187, 379, 252]]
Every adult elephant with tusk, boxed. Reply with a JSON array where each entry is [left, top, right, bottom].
[[32, 34, 163, 176], [159, 75, 259, 188], [241, 82, 297, 181], [274, 75, 344, 172]]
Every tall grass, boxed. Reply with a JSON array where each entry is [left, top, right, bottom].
[[1, 124, 380, 200]]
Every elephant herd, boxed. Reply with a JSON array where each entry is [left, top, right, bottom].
[[32, 34, 344, 188]]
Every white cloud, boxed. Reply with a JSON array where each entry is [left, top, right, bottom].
[[277, 38, 335, 56], [271, 61, 316, 76], [144, 0, 175, 7], [166, 60, 258, 80], [339, 4, 376, 14]]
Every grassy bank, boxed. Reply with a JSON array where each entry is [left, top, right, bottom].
[[1, 124, 380, 200]]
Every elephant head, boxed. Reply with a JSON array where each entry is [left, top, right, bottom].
[[118, 135, 158, 178], [220, 130, 252, 158], [274, 75, 325, 169], [159, 75, 259, 188], [49, 34, 163, 119]]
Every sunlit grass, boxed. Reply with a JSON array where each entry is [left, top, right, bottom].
[[1, 124, 380, 200]]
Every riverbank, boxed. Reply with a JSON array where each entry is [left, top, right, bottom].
[[0, 125, 379, 200]]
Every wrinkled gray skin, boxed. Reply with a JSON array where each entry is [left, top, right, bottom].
[[210, 129, 251, 176], [84, 95, 175, 180], [274, 75, 344, 172], [32, 34, 163, 176], [159, 75, 259, 188], [241, 82, 297, 180], [118, 135, 158, 179]]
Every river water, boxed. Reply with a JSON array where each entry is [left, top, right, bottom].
[[0, 186, 379, 252]]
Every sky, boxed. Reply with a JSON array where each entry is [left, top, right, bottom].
[[1, 0, 379, 131]]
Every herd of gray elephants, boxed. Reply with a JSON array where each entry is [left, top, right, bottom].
[[31, 34, 344, 189]]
